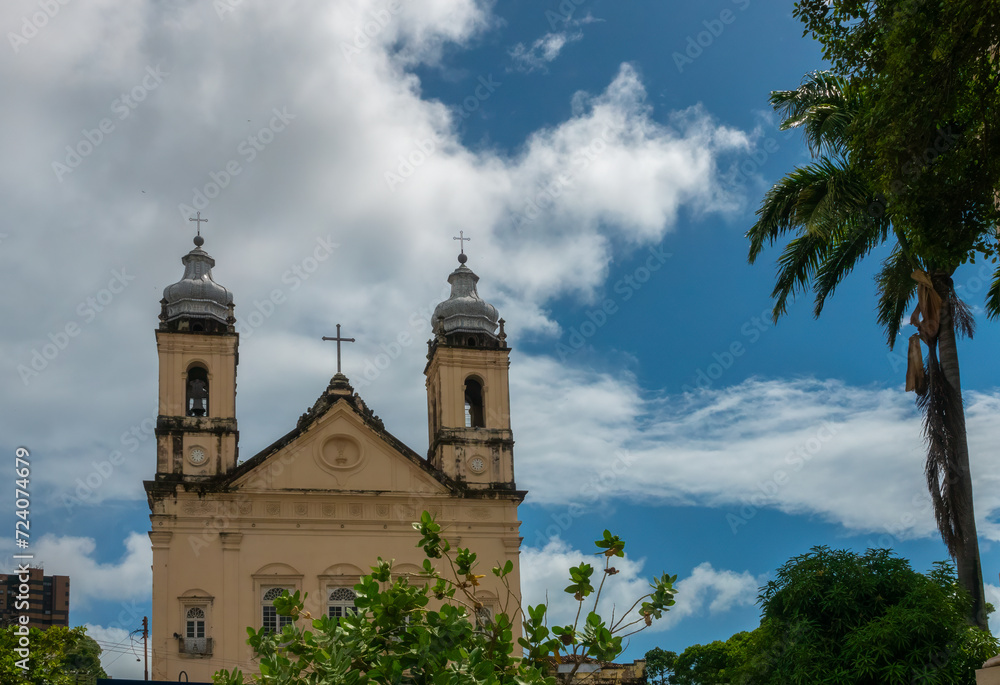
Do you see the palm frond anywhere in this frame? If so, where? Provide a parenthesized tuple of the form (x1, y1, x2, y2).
(949, 290, 975, 339)
(748, 160, 852, 262)
(917, 347, 969, 558)
(770, 231, 830, 321)
(812, 213, 890, 317)
(769, 71, 854, 158)
(875, 246, 917, 348)
(985, 262, 1000, 320)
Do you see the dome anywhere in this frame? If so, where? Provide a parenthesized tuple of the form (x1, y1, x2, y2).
(431, 259, 499, 345)
(160, 238, 234, 331)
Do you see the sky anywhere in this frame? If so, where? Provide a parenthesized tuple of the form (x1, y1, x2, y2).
(4, 0, 1000, 679)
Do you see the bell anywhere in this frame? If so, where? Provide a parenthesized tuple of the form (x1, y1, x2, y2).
(187, 378, 209, 417)
(189, 396, 207, 417)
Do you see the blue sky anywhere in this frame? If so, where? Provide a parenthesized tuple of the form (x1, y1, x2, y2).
(4, 0, 1000, 677)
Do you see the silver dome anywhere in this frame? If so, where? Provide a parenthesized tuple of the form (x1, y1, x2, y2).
(432, 263, 499, 341)
(161, 241, 234, 326)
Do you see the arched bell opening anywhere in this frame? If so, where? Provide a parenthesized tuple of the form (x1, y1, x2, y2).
(464, 377, 484, 428)
(186, 365, 210, 417)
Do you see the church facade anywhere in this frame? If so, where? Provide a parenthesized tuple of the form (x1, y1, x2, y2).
(144, 235, 524, 681)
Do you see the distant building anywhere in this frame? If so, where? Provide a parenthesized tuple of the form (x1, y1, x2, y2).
(0, 568, 70, 628)
(549, 656, 647, 685)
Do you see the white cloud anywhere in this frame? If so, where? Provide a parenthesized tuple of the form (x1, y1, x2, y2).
(509, 31, 583, 73)
(520, 538, 758, 633)
(0, 0, 751, 516)
(86, 623, 146, 681)
(513, 370, 1000, 544)
(987, 583, 1000, 635)
(20, 533, 152, 608)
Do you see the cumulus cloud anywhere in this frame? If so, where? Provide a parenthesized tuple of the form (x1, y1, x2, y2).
(0, 0, 751, 515)
(17, 533, 152, 608)
(520, 538, 759, 632)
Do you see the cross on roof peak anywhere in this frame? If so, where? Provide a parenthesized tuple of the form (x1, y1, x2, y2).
(322, 324, 356, 374)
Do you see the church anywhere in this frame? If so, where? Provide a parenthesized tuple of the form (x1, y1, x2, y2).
(144, 231, 525, 681)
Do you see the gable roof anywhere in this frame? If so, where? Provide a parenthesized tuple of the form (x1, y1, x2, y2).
(222, 373, 458, 491)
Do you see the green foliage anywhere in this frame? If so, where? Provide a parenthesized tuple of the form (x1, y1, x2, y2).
(792, 0, 1000, 300)
(0, 625, 108, 684)
(214, 514, 678, 685)
(643, 647, 676, 684)
(656, 548, 998, 685)
(748, 0, 999, 628)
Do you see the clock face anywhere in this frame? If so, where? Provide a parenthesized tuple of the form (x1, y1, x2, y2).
(469, 456, 486, 474)
(189, 447, 206, 465)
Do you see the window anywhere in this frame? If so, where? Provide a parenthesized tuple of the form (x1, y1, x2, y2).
(328, 588, 359, 622)
(464, 378, 484, 428)
(186, 366, 210, 417)
(186, 607, 205, 639)
(262, 587, 294, 633)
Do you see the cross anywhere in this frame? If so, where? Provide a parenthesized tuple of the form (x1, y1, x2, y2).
(453, 231, 470, 255)
(322, 324, 356, 374)
(189, 211, 208, 236)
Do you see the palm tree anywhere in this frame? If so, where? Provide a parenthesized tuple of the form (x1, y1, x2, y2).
(746, 71, 987, 629)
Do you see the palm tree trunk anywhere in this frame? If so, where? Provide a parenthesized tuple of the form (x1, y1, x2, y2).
(931, 275, 987, 629)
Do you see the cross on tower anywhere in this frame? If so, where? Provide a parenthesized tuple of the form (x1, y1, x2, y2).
(322, 324, 356, 374)
(189, 211, 208, 236)
(453, 231, 470, 255)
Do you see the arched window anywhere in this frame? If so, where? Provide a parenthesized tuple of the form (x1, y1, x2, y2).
(186, 365, 209, 417)
(464, 378, 484, 428)
(262, 587, 293, 633)
(328, 587, 359, 622)
(185, 607, 205, 640)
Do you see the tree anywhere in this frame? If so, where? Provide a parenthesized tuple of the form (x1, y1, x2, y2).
(0, 625, 108, 685)
(645, 634, 751, 685)
(746, 58, 994, 626)
(650, 548, 998, 684)
(643, 647, 676, 684)
(667, 639, 733, 685)
(214, 514, 678, 685)
(743, 547, 997, 683)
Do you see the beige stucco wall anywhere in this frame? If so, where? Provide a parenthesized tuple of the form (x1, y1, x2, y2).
(148, 403, 522, 682)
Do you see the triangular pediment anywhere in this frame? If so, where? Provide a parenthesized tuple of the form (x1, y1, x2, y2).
(226, 392, 451, 495)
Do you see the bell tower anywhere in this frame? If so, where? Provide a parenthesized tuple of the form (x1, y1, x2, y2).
(425, 244, 514, 489)
(154, 226, 238, 481)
